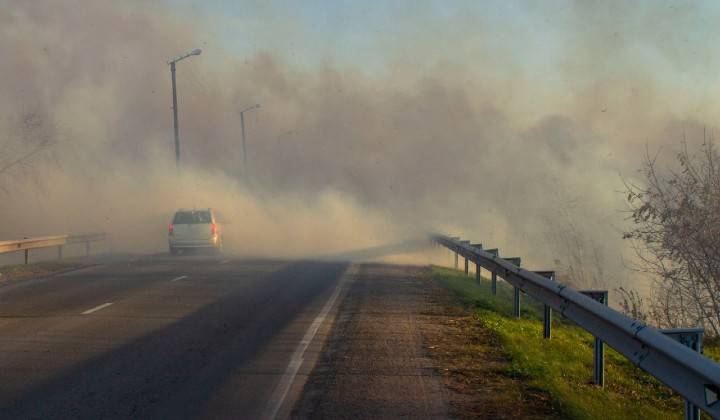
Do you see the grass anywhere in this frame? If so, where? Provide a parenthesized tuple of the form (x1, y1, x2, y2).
(431, 265, 719, 420)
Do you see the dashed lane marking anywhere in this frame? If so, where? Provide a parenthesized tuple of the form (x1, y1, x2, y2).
(81, 302, 113, 315)
(170, 275, 188, 282)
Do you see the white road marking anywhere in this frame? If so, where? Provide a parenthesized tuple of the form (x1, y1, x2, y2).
(81, 302, 113, 315)
(263, 269, 352, 420)
(170, 275, 188, 282)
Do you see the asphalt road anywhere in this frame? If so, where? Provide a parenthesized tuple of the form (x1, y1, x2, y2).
(0, 254, 350, 419)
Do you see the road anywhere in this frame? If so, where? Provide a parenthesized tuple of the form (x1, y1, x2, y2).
(0, 255, 452, 419)
(0, 255, 352, 419)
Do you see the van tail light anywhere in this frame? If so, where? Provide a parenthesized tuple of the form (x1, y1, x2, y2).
(211, 223, 218, 236)
(168, 224, 174, 235)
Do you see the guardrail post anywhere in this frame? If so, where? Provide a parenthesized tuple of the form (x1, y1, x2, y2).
(535, 271, 556, 339)
(581, 290, 608, 387)
(504, 257, 522, 318)
(485, 248, 499, 294)
(594, 330, 604, 387)
(470, 243, 483, 285)
(58, 245, 63, 260)
(23, 237, 29, 264)
(544, 303, 552, 338)
(660, 328, 704, 420)
(461, 240, 471, 273)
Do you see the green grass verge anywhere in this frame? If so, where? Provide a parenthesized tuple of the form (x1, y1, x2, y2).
(432, 265, 719, 419)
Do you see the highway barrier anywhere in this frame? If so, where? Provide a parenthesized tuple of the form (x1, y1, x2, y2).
(0, 233, 106, 264)
(432, 233, 720, 420)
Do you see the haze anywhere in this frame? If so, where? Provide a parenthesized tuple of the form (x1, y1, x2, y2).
(2, 1, 718, 291)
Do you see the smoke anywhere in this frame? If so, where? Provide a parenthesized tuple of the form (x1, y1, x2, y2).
(1, 1, 717, 290)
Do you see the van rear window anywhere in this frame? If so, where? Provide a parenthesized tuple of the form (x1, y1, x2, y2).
(173, 211, 212, 224)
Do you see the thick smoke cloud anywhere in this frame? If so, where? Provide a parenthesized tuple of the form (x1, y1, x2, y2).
(1, 1, 716, 290)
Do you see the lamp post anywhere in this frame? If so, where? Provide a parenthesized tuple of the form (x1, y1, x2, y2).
(239, 103, 260, 179)
(167, 48, 201, 168)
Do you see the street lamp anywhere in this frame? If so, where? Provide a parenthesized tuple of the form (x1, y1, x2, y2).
(239, 103, 260, 178)
(167, 48, 202, 168)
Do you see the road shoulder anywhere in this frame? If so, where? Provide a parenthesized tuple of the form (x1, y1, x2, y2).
(292, 263, 452, 419)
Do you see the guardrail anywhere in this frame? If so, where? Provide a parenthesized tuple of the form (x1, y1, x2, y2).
(0, 233, 106, 264)
(432, 233, 720, 419)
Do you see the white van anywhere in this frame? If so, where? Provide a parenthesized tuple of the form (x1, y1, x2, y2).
(168, 209, 223, 255)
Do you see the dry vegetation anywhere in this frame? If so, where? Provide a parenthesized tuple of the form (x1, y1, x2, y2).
(623, 139, 720, 335)
(0, 261, 83, 283)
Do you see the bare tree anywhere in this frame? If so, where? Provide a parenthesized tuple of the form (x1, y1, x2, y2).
(615, 286, 648, 323)
(0, 110, 55, 190)
(623, 136, 720, 335)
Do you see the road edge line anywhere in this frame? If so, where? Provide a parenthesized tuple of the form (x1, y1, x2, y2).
(263, 264, 356, 420)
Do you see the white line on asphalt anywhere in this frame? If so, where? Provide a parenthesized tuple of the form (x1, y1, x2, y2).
(263, 269, 352, 420)
(170, 275, 188, 282)
(81, 302, 113, 315)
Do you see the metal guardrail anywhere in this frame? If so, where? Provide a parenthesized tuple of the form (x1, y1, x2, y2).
(0, 236, 67, 254)
(0, 233, 106, 264)
(432, 233, 720, 419)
